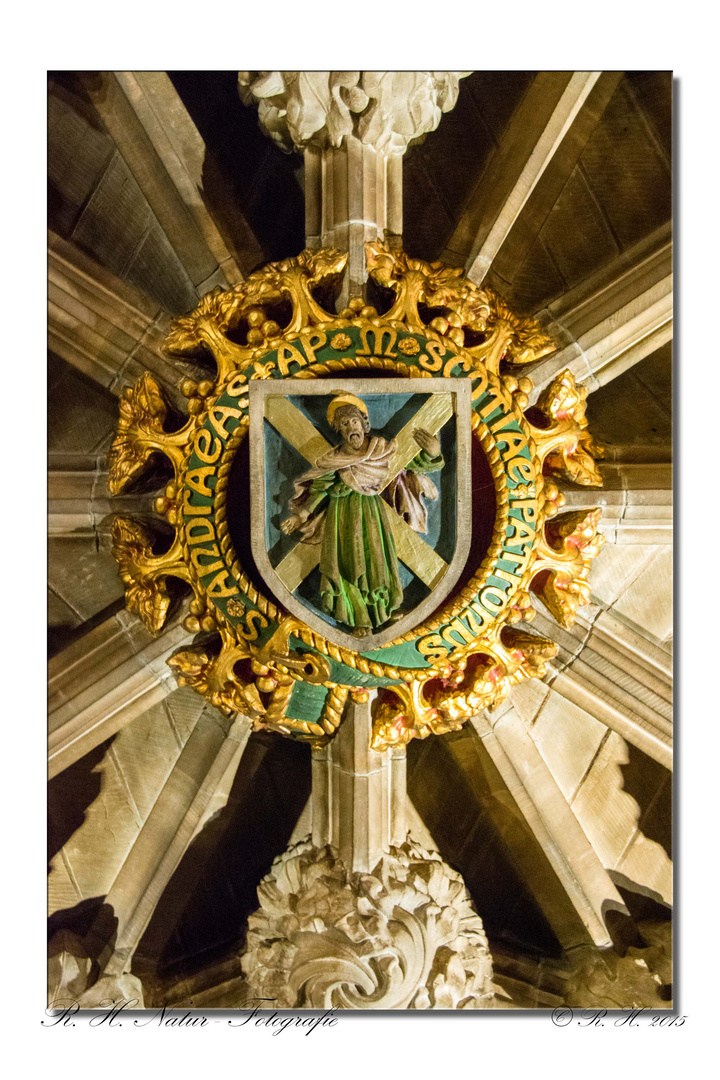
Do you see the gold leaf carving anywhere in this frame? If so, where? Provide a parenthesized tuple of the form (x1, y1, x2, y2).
(163, 250, 347, 382)
(163, 288, 249, 380)
(531, 369, 604, 487)
(531, 508, 606, 627)
(108, 374, 169, 496)
(500, 626, 558, 680)
(104, 246, 605, 749)
(366, 242, 555, 376)
(366, 241, 491, 337)
(371, 657, 502, 752)
(168, 643, 266, 717)
(476, 292, 555, 374)
(168, 625, 341, 745)
(111, 517, 171, 633)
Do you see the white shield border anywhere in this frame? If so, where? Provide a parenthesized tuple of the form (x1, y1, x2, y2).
(248, 377, 472, 651)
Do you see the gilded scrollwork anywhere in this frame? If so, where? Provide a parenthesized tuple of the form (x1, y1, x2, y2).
(108, 373, 190, 496)
(108, 243, 604, 748)
(167, 617, 345, 743)
(530, 507, 606, 627)
(531, 370, 604, 487)
(366, 241, 491, 336)
(163, 249, 349, 381)
(370, 624, 558, 752)
(365, 241, 555, 375)
(111, 516, 189, 634)
(477, 293, 556, 373)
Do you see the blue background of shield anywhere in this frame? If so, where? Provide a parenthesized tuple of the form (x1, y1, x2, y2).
(258, 391, 458, 630)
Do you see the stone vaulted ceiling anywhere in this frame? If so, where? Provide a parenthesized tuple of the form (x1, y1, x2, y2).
(48, 70, 672, 1008)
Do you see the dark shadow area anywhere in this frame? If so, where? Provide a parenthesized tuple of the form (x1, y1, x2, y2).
(47, 597, 125, 661)
(403, 72, 535, 261)
(601, 900, 644, 954)
(48, 621, 82, 659)
(168, 72, 305, 270)
(133, 730, 311, 982)
(48, 898, 117, 962)
(407, 732, 563, 958)
(48, 737, 114, 866)
(586, 342, 673, 453)
(615, 879, 672, 924)
(620, 742, 672, 860)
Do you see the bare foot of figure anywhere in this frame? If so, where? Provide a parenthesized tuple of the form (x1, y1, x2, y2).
(353, 627, 373, 638)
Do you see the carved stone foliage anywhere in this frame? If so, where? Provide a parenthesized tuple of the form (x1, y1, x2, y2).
(237, 71, 470, 154)
(241, 838, 495, 1010)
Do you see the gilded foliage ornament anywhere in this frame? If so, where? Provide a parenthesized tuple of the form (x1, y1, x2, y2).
(108, 242, 604, 749)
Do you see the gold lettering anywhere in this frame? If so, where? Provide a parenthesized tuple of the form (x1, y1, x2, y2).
(513, 499, 539, 522)
(185, 519, 216, 545)
(469, 602, 492, 629)
(191, 545, 224, 576)
(277, 344, 307, 375)
(419, 340, 444, 372)
(208, 406, 242, 440)
(417, 634, 449, 663)
(443, 355, 467, 378)
(205, 570, 239, 598)
(194, 429, 222, 464)
(497, 430, 529, 460)
(507, 457, 534, 484)
(441, 617, 475, 647)
(471, 370, 489, 399)
(299, 331, 327, 365)
(499, 549, 525, 572)
(183, 492, 212, 515)
(506, 518, 535, 547)
(357, 326, 397, 358)
(226, 372, 248, 397)
(464, 605, 487, 635)
(187, 467, 216, 497)
(480, 586, 508, 611)
(239, 609, 269, 641)
(475, 390, 505, 420)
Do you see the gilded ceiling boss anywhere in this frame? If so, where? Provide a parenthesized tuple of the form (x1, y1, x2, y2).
(281, 393, 444, 635)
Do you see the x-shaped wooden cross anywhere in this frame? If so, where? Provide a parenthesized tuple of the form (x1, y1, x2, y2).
(265, 394, 454, 594)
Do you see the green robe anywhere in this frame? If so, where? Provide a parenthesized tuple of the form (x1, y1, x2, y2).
(297, 447, 444, 631)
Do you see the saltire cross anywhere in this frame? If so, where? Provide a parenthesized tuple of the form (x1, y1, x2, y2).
(265, 394, 454, 595)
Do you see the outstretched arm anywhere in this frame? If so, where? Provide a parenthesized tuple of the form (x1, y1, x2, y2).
(408, 428, 444, 474)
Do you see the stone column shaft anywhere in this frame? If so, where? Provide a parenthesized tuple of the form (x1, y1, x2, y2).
(305, 140, 402, 306)
(311, 694, 407, 873)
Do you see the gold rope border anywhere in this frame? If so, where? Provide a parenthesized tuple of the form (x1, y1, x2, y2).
(189, 331, 545, 681)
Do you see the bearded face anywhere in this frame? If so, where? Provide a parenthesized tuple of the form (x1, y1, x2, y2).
(334, 405, 369, 450)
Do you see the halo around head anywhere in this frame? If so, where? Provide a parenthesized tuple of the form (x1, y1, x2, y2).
(327, 392, 369, 425)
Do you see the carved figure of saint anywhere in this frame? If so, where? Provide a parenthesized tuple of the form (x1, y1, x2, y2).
(280, 393, 444, 635)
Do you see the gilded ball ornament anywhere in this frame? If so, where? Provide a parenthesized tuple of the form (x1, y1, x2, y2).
(108, 243, 605, 750)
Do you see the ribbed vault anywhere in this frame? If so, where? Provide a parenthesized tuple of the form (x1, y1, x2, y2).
(47, 70, 672, 1008)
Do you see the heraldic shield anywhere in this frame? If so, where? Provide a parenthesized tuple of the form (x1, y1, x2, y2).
(249, 378, 472, 650)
